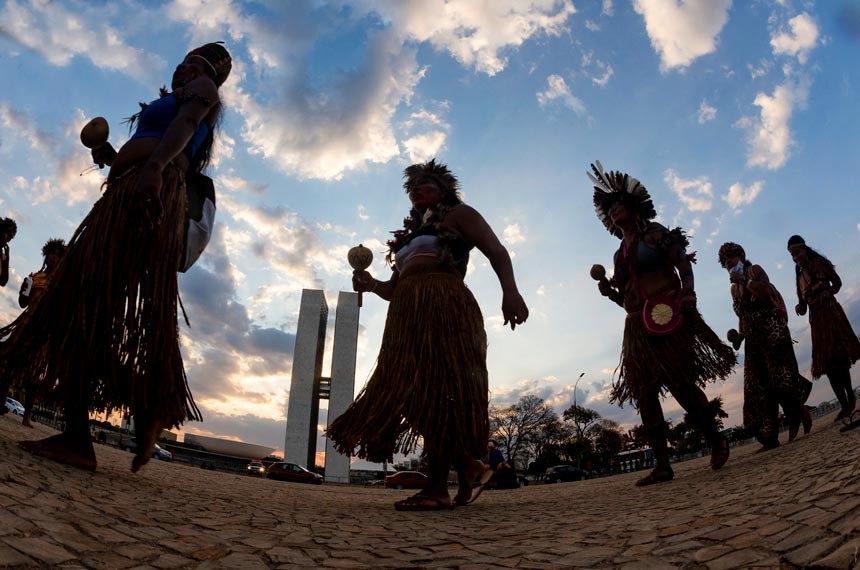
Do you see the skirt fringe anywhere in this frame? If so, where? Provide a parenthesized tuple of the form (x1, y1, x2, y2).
(326, 265, 489, 463)
(615, 309, 737, 407)
(0, 165, 199, 428)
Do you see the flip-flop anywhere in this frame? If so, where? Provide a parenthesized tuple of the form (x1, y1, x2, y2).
(394, 494, 454, 511)
(465, 467, 494, 505)
(839, 411, 860, 433)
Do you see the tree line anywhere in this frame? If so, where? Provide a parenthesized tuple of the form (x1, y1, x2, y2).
(490, 395, 752, 475)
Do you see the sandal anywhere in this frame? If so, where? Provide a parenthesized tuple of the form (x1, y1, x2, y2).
(635, 467, 674, 487)
(394, 494, 454, 511)
(839, 410, 860, 433)
(710, 435, 730, 470)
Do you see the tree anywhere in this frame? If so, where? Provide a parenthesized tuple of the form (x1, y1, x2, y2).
(489, 395, 557, 470)
(591, 419, 624, 467)
(563, 404, 602, 440)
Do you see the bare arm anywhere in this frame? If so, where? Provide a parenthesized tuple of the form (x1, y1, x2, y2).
(0, 245, 8, 287)
(135, 77, 219, 228)
(446, 205, 528, 329)
(746, 264, 772, 299)
(819, 260, 842, 296)
(18, 279, 28, 308)
(353, 269, 399, 302)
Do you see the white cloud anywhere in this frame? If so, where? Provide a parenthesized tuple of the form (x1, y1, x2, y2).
(633, 0, 733, 72)
(357, 204, 370, 221)
(359, 0, 577, 76)
(748, 58, 773, 79)
(591, 62, 614, 87)
(724, 181, 764, 209)
(537, 75, 586, 115)
(0, 0, 165, 84)
(602, 0, 614, 16)
(585, 20, 601, 32)
(503, 223, 527, 245)
(698, 99, 717, 124)
(166, 0, 575, 181)
(771, 13, 819, 64)
(402, 130, 447, 163)
(741, 76, 810, 170)
(664, 169, 713, 212)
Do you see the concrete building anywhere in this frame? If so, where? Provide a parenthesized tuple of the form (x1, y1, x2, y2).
(284, 290, 359, 483)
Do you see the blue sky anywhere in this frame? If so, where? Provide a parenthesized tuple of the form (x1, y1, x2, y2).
(1, 0, 859, 465)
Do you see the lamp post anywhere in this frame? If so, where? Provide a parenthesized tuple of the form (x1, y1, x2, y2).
(573, 372, 585, 469)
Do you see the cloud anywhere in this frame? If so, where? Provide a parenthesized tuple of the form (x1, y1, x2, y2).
(0, 0, 165, 85)
(664, 169, 713, 212)
(632, 0, 732, 72)
(748, 58, 772, 80)
(0, 104, 100, 206)
(402, 131, 447, 163)
(740, 76, 810, 170)
(502, 223, 527, 246)
(771, 13, 819, 64)
(724, 181, 763, 210)
(602, 0, 614, 16)
(591, 62, 614, 87)
(697, 99, 717, 124)
(359, 0, 577, 76)
(585, 20, 601, 32)
(537, 75, 586, 115)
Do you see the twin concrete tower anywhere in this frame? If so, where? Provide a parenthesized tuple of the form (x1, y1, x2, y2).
(284, 290, 359, 483)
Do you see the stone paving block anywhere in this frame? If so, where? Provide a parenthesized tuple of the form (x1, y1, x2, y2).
(783, 536, 844, 567)
(705, 548, 766, 570)
(5, 536, 76, 565)
(151, 553, 195, 569)
(809, 540, 860, 569)
(0, 544, 34, 566)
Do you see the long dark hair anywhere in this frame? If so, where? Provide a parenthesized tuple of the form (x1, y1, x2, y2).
(189, 104, 223, 175)
(793, 244, 835, 304)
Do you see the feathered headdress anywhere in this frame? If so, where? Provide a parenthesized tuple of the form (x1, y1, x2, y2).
(403, 158, 461, 204)
(0, 217, 17, 239)
(588, 161, 656, 238)
(41, 238, 66, 258)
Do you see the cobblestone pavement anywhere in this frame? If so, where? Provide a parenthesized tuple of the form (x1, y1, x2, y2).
(0, 414, 858, 570)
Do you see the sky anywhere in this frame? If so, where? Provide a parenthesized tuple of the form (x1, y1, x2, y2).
(1, 0, 859, 467)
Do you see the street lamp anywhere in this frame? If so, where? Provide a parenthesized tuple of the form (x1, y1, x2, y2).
(573, 372, 585, 469)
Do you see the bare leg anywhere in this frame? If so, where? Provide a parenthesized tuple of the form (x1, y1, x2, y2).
(827, 364, 851, 420)
(669, 382, 731, 468)
(20, 398, 96, 471)
(21, 392, 34, 428)
(635, 387, 673, 486)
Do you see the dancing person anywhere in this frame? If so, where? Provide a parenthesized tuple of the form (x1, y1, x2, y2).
(788, 235, 860, 422)
(0, 43, 231, 472)
(12, 238, 68, 427)
(588, 162, 735, 486)
(718, 243, 812, 450)
(327, 159, 529, 510)
(0, 217, 17, 287)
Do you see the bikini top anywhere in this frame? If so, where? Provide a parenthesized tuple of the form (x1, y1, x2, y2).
(393, 226, 472, 274)
(129, 94, 210, 159)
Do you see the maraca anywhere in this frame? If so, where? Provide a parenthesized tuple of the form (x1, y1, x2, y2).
(590, 264, 609, 287)
(348, 244, 373, 307)
(79, 117, 110, 176)
(727, 329, 744, 350)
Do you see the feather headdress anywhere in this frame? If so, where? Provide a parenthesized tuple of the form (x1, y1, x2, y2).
(41, 238, 66, 258)
(588, 161, 656, 238)
(403, 158, 461, 204)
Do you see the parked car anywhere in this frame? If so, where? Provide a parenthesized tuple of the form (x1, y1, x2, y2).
(265, 462, 323, 485)
(543, 465, 588, 484)
(118, 437, 173, 461)
(364, 479, 384, 487)
(4, 397, 24, 416)
(247, 461, 266, 476)
(384, 471, 428, 490)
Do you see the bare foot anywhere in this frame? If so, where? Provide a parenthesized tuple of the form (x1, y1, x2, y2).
(453, 460, 492, 506)
(19, 433, 96, 471)
(130, 410, 166, 473)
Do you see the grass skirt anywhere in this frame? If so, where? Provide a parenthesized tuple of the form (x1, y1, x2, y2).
(326, 265, 489, 463)
(809, 296, 860, 378)
(615, 309, 737, 407)
(0, 165, 199, 429)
